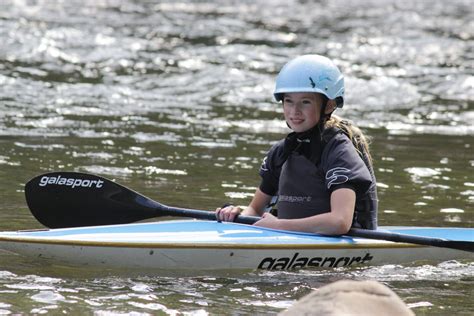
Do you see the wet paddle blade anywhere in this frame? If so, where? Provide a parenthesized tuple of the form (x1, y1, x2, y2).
(25, 172, 162, 228)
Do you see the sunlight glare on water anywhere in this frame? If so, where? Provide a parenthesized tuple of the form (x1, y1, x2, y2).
(0, 0, 473, 314)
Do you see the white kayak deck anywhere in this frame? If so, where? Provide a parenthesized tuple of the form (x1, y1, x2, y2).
(0, 220, 472, 270)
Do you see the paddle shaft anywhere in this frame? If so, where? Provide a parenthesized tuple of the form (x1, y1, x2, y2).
(159, 204, 260, 225)
(347, 228, 473, 252)
(160, 205, 474, 252)
(24, 172, 474, 253)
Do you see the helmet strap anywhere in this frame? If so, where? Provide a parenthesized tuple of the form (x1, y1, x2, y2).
(319, 95, 331, 124)
(317, 96, 338, 140)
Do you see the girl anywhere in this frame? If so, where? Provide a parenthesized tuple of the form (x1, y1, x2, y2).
(216, 54, 378, 235)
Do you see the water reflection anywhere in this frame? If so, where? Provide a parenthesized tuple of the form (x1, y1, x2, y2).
(0, 0, 472, 225)
(0, 0, 473, 314)
(1, 1, 473, 138)
(0, 258, 472, 314)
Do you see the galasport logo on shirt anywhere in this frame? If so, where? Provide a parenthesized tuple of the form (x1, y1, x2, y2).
(38, 175, 104, 189)
(279, 195, 312, 203)
(326, 167, 351, 189)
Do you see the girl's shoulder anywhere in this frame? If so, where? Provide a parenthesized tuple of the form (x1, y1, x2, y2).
(322, 127, 352, 151)
(264, 138, 287, 165)
(321, 128, 361, 164)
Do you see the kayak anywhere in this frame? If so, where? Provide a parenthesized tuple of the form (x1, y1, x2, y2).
(0, 220, 472, 270)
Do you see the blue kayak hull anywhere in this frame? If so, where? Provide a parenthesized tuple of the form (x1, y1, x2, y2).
(0, 220, 472, 270)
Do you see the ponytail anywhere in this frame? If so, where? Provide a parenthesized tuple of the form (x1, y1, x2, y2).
(325, 115, 374, 166)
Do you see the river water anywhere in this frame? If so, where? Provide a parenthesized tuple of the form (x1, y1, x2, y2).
(0, 0, 473, 314)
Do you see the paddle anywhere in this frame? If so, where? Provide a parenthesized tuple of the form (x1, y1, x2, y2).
(25, 171, 261, 228)
(25, 172, 473, 253)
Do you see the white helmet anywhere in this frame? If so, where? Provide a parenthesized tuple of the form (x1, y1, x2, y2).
(274, 54, 345, 108)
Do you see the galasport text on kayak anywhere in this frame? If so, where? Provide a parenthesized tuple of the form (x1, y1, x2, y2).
(258, 252, 374, 270)
(38, 175, 104, 189)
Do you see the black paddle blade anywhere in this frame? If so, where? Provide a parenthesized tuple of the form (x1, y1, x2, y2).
(25, 172, 163, 228)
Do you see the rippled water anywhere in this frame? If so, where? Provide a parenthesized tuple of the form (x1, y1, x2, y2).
(0, 256, 473, 315)
(0, 0, 473, 314)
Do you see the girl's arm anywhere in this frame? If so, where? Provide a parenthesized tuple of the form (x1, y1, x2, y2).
(216, 188, 272, 222)
(254, 188, 355, 235)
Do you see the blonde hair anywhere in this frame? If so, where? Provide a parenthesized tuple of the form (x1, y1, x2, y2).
(325, 115, 373, 165)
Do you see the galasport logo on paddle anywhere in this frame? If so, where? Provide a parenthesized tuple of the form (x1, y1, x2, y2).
(258, 252, 373, 270)
(38, 175, 104, 189)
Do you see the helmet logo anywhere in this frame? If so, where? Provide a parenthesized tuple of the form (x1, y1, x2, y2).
(309, 75, 332, 89)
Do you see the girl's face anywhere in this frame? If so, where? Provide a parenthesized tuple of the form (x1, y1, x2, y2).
(283, 92, 324, 133)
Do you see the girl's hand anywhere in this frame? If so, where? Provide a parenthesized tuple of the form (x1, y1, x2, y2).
(253, 212, 281, 229)
(215, 205, 242, 222)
